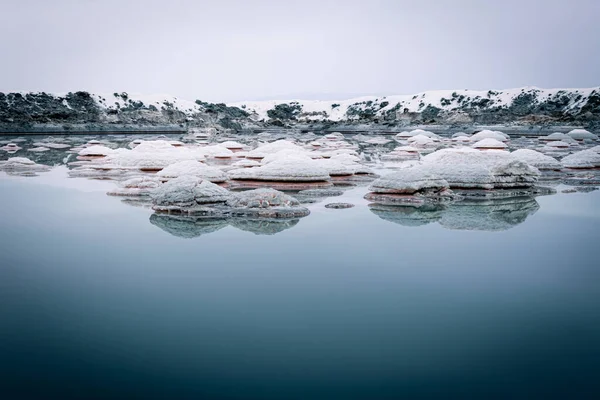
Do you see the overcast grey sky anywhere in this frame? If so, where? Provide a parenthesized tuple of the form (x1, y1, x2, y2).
(0, 0, 598, 102)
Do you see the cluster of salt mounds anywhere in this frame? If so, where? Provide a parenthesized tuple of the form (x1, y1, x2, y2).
(100, 140, 205, 171)
(156, 160, 228, 183)
(510, 149, 562, 171)
(421, 148, 540, 189)
(0, 157, 50, 175)
(561, 150, 600, 169)
(150, 176, 310, 219)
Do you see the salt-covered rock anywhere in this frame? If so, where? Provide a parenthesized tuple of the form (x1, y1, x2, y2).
(246, 140, 304, 159)
(472, 138, 508, 150)
(200, 145, 235, 159)
(422, 148, 539, 189)
(28, 147, 50, 152)
(561, 150, 600, 169)
(151, 176, 231, 211)
(1, 143, 22, 151)
(0, 157, 49, 173)
(79, 145, 114, 157)
(219, 141, 245, 150)
(544, 141, 570, 149)
(407, 135, 436, 147)
(452, 132, 469, 138)
(540, 132, 570, 141)
(511, 149, 561, 170)
(567, 129, 598, 141)
(107, 176, 161, 196)
(470, 130, 509, 142)
(229, 158, 330, 182)
(368, 166, 449, 194)
(156, 160, 228, 183)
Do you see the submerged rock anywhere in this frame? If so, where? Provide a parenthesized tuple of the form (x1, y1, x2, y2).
(324, 202, 355, 209)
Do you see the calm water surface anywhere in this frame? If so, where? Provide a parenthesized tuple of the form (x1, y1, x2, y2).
(1, 171, 599, 399)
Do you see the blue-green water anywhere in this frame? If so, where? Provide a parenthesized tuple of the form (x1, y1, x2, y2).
(1, 176, 599, 399)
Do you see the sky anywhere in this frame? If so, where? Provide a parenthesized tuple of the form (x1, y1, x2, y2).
(0, 0, 599, 102)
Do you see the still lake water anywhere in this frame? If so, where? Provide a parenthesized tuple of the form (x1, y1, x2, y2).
(1, 171, 600, 399)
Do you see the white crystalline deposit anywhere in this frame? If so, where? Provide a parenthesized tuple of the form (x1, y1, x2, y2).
(589, 145, 600, 154)
(219, 141, 245, 150)
(231, 159, 261, 168)
(511, 149, 562, 170)
(567, 129, 598, 141)
(227, 188, 301, 208)
(246, 140, 304, 159)
(407, 134, 436, 147)
(28, 147, 50, 152)
(100, 140, 205, 170)
(381, 146, 420, 162)
(260, 149, 313, 164)
(472, 138, 508, 149)
(422, 148, 539, 189)
(156, 160, 228, 182)
(1, 143, 21, 151)
(151, 176, 231, 208)
(79, 145, 114, 156)
(452, 136, 471, 143)
(107, 176, 161, 196)
(313, 158, 360, 176)
(330, 153, 362, 164)
(324, 132, 345, 141)
(561, 149, 600, 169)
(544, 141, 571, 149)
(0, 157, 49, 172)
(452, 132, 469, 138)
(540, 132, 570, 141)
(199, 145, 235, 158)
(33, 142, 70, 149)
(229, 157, 330, 182)
(368, 165, 449, 194)
(470, 130, 509, 142)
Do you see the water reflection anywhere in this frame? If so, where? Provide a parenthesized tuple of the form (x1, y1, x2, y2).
(149, 213, 300, 237)
(369, 196, 540, 231)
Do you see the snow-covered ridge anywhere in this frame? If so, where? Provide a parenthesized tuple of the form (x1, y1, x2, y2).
(229, 86, 599, 123)
(1, 86, 599, 131)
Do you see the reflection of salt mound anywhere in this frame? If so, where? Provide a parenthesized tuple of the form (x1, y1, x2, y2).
(149, 214, 228, 238)
(439, 197, 540, 231)
(229, 218, 300, 235)
(369, 204, 445, 227)
(370, 197, 540, 231)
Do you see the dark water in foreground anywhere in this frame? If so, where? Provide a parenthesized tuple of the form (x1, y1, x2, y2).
(1, 177, 599, 399)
